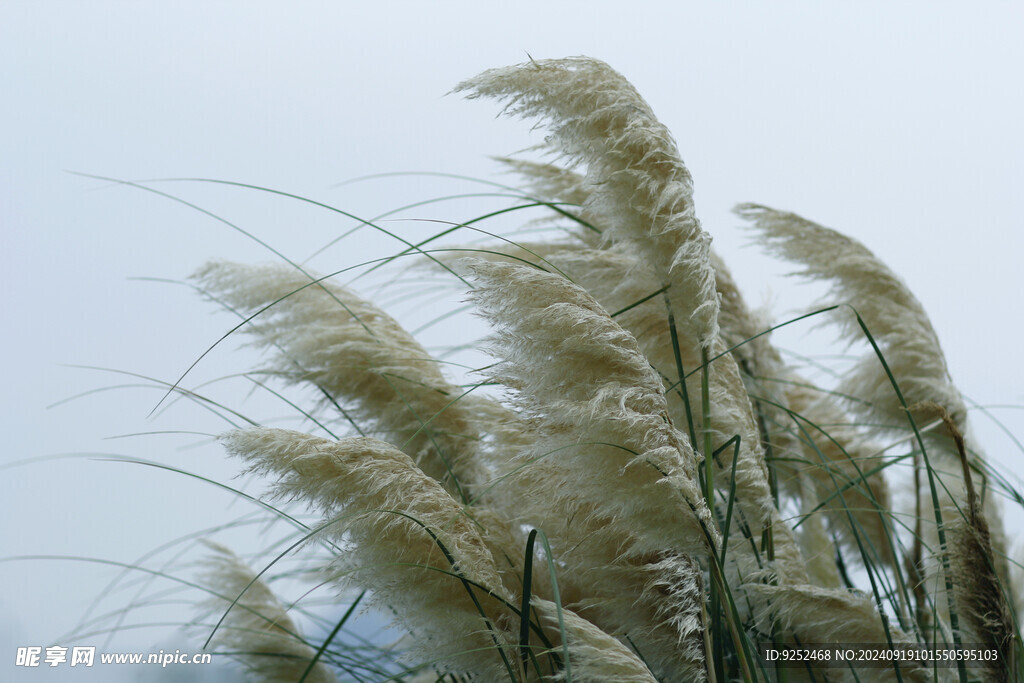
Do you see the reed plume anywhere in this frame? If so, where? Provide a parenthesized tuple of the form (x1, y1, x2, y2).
(198, 542, 337, 683)
(741, 204, 1014, 657)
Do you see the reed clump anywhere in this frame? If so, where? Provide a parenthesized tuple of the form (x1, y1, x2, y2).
(97, 57, 1023, 682)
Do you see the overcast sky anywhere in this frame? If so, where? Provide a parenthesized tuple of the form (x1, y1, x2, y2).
(3, 3, 1023, 681)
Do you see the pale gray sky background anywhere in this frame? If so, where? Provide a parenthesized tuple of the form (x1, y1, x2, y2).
(3, 2, 1023, 681)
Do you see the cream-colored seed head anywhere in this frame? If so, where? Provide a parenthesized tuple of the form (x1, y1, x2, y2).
(198, 542, 337, 683)
(220, 428, 520, 679)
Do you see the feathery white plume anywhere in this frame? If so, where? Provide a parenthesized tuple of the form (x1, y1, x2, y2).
(220, 428, 521, 679)
(466, 258, 711, 554)
(532, 599, 660, 683)
(739, 203, 966, 440)
(457, 57, 720, 347)
(198, 541, 336, 683)
(466, 258, 712, 679)
(193, 260, 488, 499)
